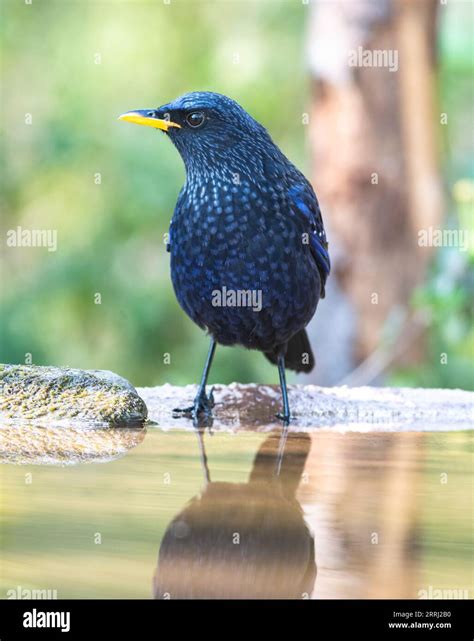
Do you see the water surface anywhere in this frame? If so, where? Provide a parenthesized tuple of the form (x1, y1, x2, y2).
(1, 425, 472, 599)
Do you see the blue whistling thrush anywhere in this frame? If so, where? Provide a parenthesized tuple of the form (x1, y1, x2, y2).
(119, 92, 330, 423)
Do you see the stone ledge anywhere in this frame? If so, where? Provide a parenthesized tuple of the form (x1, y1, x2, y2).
(139, 383, 473, 431)
(0, 363, 471, 433)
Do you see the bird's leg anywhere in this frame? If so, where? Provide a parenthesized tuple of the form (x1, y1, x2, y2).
(173, 338, 216, 420)
(276, 353, 291, 424)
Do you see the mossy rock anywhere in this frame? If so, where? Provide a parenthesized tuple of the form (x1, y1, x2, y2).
(0, 364, 147, 426)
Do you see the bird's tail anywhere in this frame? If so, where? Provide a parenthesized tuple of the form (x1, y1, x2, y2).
(264, 329, 315, 373)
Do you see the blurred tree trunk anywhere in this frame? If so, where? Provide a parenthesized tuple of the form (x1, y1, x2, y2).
(305, 0, 443, 385)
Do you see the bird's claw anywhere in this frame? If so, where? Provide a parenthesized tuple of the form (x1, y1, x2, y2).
(173, 387, 215, 427)
(207, 386, 215, 409)
(276, 412, 291, 425)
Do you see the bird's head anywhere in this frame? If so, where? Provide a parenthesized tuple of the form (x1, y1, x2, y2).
(119, 91, 277, 178)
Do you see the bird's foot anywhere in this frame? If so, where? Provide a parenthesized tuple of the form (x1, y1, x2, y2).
(276, 411, 292, 425)
(173, 387, 215, 424)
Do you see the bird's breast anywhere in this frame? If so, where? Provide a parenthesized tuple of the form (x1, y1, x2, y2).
(169, 179, 320, 348)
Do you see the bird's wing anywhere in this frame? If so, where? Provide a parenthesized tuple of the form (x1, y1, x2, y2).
(287, 182, 330, 297)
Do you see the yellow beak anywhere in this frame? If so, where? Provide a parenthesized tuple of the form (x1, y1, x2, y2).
(118, 110, 181, 131)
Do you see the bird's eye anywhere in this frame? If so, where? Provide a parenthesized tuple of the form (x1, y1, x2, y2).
(186, 111, 205, 128)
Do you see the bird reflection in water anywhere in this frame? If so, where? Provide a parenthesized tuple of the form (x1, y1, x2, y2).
(153, 429, 316, 599)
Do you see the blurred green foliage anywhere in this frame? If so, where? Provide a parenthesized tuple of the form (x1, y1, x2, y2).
(1, 1, 472, 389)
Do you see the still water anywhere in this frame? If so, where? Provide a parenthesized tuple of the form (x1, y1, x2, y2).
(1, 425, 472, 599)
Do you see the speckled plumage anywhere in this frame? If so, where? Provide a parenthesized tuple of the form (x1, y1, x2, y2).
(160, 93, 330, 360)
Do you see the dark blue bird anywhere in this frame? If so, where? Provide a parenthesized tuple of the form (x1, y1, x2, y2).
(119, 92, 330, 423)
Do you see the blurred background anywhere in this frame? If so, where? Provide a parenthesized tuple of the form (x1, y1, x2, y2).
(1, 0, 473, 389)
